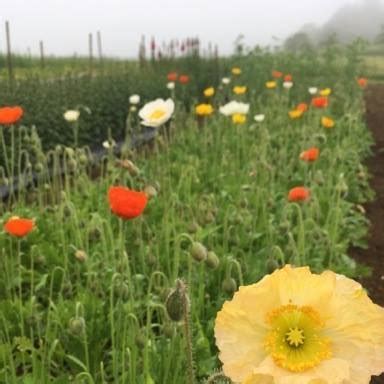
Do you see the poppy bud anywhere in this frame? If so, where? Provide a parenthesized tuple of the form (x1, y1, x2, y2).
(204, 211, 215, 224)
(135, 331, 147, 348)
(79, 154, 88, 166)
(144, 185, 157, 199)
(222, 277, 237, 295)
(34, 163, 44, 173)
(69, 317, 86, 335)
(67, 158, 77, 172)
(205, 251, 220, 269)
(187, 221, 200, 234)
(75, 249, 87, 263)
(190, 242, 208, 262)
(166, 279, 188, 322)
(113, 282, 129, 300)
(162, 323, 175, 338)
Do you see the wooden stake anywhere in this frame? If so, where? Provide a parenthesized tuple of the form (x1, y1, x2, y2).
(88, 33, 93, 72)
(5, 21, 14, 86)
(39, 40, 45, 69)
(97, 30, 103, 63)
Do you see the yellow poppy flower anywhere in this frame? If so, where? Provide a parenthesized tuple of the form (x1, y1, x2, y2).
(195, 103, 214, 116)
(233, 86, 247, 95)
(320, 88, 332, 96)
(321, 116, 335, 128)
(232, 113, 246, 124)
(231, 67, 242, 75)
(289, 109, 303, 119)
(204, 87, 215, 97)
(215, 265, 384, 384)
(266, 81, 277, 89)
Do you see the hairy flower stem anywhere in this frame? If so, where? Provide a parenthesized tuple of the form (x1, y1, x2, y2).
(206, 372, 231, 383)
(182, 286, 196, 384)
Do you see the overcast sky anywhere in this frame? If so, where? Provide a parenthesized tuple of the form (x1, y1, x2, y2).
(0, 0, 362, 58)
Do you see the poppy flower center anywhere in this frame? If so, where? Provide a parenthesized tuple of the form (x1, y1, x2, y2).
(149, 109, 166, 120)
(264, 304, 332, 372)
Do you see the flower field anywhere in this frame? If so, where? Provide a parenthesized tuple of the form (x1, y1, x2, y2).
(0, 46, 383, 384)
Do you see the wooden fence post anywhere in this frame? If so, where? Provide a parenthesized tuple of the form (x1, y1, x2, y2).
(5, 20, 14, 87)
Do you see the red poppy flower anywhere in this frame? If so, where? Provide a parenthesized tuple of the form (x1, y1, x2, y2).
(284, 74, 292, 82)
(357, 77, 367, 88)
(178, 75, 190, 84)
(311, 96, 328, 109)
(0, 106, 23, 125)
(4, 217, 34, 237)
(300, 147, 320, 162)
(296, 103, 308, 112)
(272, 70, 283, 79)
(288, 187, 310, 202)
(108, 186, 148, 219)
(167, 72, 178, 82)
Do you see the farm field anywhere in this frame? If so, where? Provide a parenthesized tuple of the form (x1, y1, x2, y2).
(0, 44, 384, 384)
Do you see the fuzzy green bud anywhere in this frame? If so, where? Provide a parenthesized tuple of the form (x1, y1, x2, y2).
(190, 242, 207, 262)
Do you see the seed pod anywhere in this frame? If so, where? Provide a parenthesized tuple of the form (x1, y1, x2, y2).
(166, 279, 188, 322)
(222, 277, 237, 295)
(205, 251, 220, 269)
(190, 242, 207, 262)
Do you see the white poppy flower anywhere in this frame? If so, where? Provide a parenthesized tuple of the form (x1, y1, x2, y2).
(222, 77, 231, 85)
(283, 81, 293, 89)
(63, 110, 80, 122)
(129, 94, 140, 105)
(308, 87, 318, 95)
(167, 82, 175, 90)
(139, 98, 175, 127)
(254, 114, 265, 122)
(219, 101, 249, 116)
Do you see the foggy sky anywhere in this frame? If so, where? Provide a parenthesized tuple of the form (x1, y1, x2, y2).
(0, 0, 367, 58)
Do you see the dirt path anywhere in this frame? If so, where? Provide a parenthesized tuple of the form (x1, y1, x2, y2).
(350, 84, 384, 384)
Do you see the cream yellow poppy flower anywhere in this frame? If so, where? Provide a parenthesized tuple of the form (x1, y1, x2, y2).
(232, 67, 242, 75)
(266, 81, 277, 89)
(320, 88, 332, 96)
(195, 103, 214, 116)
(232, 113, 246, 124)
(204, 87, 215, 97)
(215, 265, 384, 384)
(289, 109, 304, 119)
(138, 98, 174, 127)
(322, 116, 335, 128)
(233, 86, 247, 95)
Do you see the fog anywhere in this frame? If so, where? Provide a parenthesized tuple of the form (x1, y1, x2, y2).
(0, 0, 383, 58)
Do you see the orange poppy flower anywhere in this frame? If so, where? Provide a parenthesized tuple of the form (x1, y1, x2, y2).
(284, 74, 292, 82)
(178, 75, 190, 84)
(167, 72, 178, 82)
(288, 187, 310, 202)
(272, 70, 283, 79)
(357, 77, 367, 88)
(296, 103, 308, 112)
(4, 217, 34, 237)
(108, 186, 148, 219)
(0, 106, 23, 125)
(300, 147, 320, 162)
(311, 96, 328, 109)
